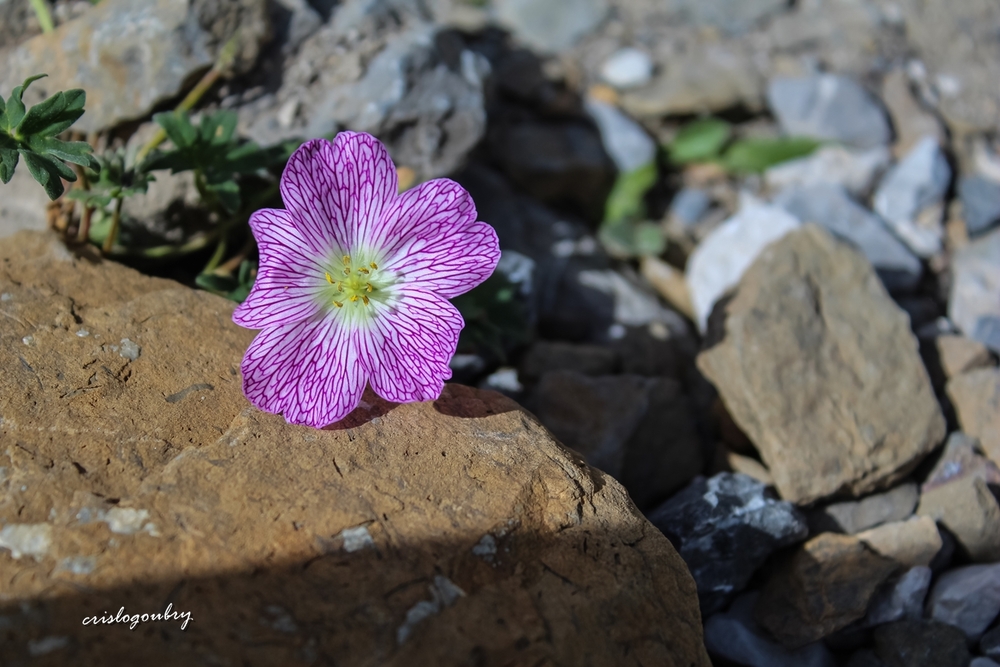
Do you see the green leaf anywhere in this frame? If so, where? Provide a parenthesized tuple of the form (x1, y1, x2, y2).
(5, 74, 47, 133)
(669, 117, 732, 164)
(195, 273, 238, 294)
(0, 148, 19, 184)
(200, 110, 238, 146)
(206, 179, 240, 214)
(26, 136, 96, 168)
(19, 88, 86, 136)
(237, 258, 254, 286)
(598, 220, 666, 259)
(604, 162, 658, 225)
(153, 111, 197, 149)
(721, 136, 821, 173)
(21, 149, 76, 199)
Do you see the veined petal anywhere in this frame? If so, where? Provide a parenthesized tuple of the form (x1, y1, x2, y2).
(241, 315, 367, 428)
(361, 291, 461, 403)
(329, 131, 398, 251)
(280, 138, 351, 254)
(234, 208, 324, 329)
(377, 179, 500, 298)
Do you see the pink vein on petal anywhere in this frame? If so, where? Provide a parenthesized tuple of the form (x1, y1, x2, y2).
(241, 315, 367, 427)
(279, 138, 350, 255)
(329, 131, 398, 251)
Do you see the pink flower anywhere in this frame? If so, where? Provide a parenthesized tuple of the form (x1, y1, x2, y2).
(233, 132, 500, 428)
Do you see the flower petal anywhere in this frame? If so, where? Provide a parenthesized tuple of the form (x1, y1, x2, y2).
(376, 179, 500, 298)
(279, 138, 351, 255)
(241, 315, 367, 427)
(330, 131, 398, 251)
(234, 208, 324, 329)
(361, 291, 461, 403)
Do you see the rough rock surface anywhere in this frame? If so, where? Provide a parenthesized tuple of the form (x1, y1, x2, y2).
(755, 533, 900, 648)
(873, 620, 973, 667)
(949, 226, 1000, 353)
(0, 0, 271, 133)
(697, 225, 946, 504)
(947, 368, 1000, 465)
(0, 231, 710, 667)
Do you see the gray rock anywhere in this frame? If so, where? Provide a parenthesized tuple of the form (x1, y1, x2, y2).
(518, 342, 618, 385)
(663, 0, 789, 35)
(873, 136, 952, 258)
(865, 566, 933, 627)
(271, 0, 322, 54)
(972, 658, 1000, 667)
(584, 98, 656, 174)
(880, 67, 946, 158)
(766, 145, 892, 198)
(873, 620, 972, 667)
(775, 183, 922, 293)
(809, 483, 919, 535)
(927, 563, 1000, 638)
(686, 198, 801, 332)
(0, 164, 49, 239)
(529, 372, 703, 509)
(697, 226, 946, 504)
(600, 47, 654, 89)
(493, 0, 608, 53)
(846, 649, 889, 667)
(960, 175, 1000, 237)
(0, 0, 270, 133)
(856, 516, 943, 569)
(981, 624, 1000, 660)
(950, 226, 1000, 353)
(704, 592, 836, 667)
(575, 268, 689, 332)
(647, 472, 808, 614)
(668, 188, 712, 229)
(918, 473, 1000, 563)
(767, 74, 892, 149)
(947, 368, 1000, 470)
(922, 432, 1000, 493)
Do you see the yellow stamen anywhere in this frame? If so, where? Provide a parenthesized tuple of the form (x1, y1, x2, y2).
(370, 261, 378, 269)
(366, 284, 373, 292)
(362, 295, 370, 306)
(337, 282, 343, 291)
(358, 267, 370, 274)
(342, 255, 351, 266)
(325, 272, 334, 284)
(349, 294, 359, 302)
(343, 267, 351, 275)
(333, 300, 344, 308)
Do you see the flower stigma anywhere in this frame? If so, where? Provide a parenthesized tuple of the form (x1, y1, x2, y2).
(321, 253, 391, 315)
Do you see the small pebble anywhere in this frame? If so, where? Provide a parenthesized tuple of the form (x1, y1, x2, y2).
(600, 47, 654, 89)
(75, 329, 89, 338)
(119, 338, 141, 361)
(0, 293, 12, 301)
(21, 336, 33, 346)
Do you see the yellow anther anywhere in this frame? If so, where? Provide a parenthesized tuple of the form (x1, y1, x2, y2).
(358, 267, 370, 274)
(337, 282, 343, 291)
(362, 295, 370, 306)
(342, 255, 351, 266)
(325, 272, 334, 284)
(370, 262, 378, 270)
(333, 300, 344, 308)
(343, 267, 351, 275)
(366, 284, 373, 292)
(349, 294, 359, 302)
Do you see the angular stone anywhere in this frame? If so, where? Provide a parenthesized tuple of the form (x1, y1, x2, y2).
(856, 516, 943, 569)
(0, 0, 270, 133)
(704, 592, 836, 667)
(765, 145, 892, 198)
(927, 562, 1000, 638)
(697, 226, 946, 504)
(922, 432, 1000, 492)
(767, 74, 891, 149)
(0, 163, 49, 239)
(755, 533, 900, 647)
(936, 335, 995, 378)
(493, 0, 608, 53)
(873, 620, 972, 667)
(600, 47, 654, 90)
(864, 566, 933, 627)
(982, 624, 1000, 660)
(648, 473, 808, 615)
(873, 137, 952, 258)
(950, 226, 1000, 353)
(0, 231, 711, 667)
(960, 175, 1000, 237)
(947, 368, 1000, 465)
(584, 97, 656, 174)
(918, 475, 1000, 562)
(775, 183, 921, 293)
(808, 483, 919, 535)
(528, 371, 703, 508)
(662, 0, 788, 35)
(518, 341, 618, 385)
(880, 68, 946, 158)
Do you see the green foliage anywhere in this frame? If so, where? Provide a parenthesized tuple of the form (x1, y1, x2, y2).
(720, 136, 821, 173)
(600, 161, 666, 259)
(453, 273, 531, 363)
(196, 260, 257, 303)
(668, 118, 732, 165)
(599, 220, 666, 259)
(604, 161, 658, 225)
(66, 147, 153, 209)
(0, 74, 96, 199)
(145, 110, 290, 215)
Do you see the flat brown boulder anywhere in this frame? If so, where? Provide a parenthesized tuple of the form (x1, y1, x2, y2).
(697, 225, 945, 504)
(0, 232, 709, 666)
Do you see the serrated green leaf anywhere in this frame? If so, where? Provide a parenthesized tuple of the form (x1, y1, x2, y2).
(19, 88, 87, 136)
(21, 149, 75, 199)
(26, 136, 96, 168)
(199, 110, 237, 146)
(5, 74, 47, 133)
(669, 118, 732, 164)
(0, 148, 19, 184)
(153, 111, 198, 149)
(721, 136, 821, 173)
(604, 161, 658, 225)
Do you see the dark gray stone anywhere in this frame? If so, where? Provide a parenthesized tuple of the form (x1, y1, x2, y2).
(518, 341, 618, 385)
(981, 624, 1000, 660)
(776, 183, 922, 293)
(927, 563, 1000, 639)
(767, 74, 891, 149)
(873, 620, 972, 667)
(960, 175, 1000, 237)
(647, 472, 808, 614)
(951, 226, 1000, 353)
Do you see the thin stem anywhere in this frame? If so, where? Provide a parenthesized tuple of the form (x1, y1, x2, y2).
(212, 235, 255, 275)
(77, 205, 94, 244)
(202, 236, 228, 274)
(102, 196, 123, 254)
(29, 0, 54, 34)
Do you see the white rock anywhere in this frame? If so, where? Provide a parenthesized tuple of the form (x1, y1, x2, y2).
(0, 523, 52, 560)
(340, 525, 375, 553)
(584, 98, 656, 173)
(873, 136, 951, 258)
(765, 145, 891, 197)
(600, 47, 654, 89)
(686, 198, 801, 332)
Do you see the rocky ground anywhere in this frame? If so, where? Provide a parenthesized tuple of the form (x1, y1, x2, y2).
(1, 0, 999, 665)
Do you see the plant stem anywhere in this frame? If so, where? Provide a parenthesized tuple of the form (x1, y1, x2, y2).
(202, 236, 228, 274)
(29, 0, 54, 34)
(212, 235, 255, 275)
(102, 196, 123, 254)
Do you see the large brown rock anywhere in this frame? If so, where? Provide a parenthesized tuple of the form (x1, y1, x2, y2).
(0, 231, 710, 666)
(697, 225, 946, 504)
(947, 367, 1000, 465)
